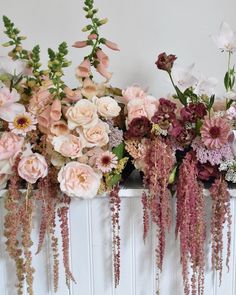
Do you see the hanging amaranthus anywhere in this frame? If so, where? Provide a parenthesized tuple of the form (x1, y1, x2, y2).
(109, 185, 121, 287)
(143, 137, 175, 272)
(176, 152, 206, 295)
(142, 191, 150, 242)
(209, 176, 231, 284)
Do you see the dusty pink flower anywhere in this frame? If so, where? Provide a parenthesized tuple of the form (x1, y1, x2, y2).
(58, 162, 101, 198)
(122, 86, 146, 103)
(104, 40, 120, 51)
(201, 117, 230, 149)
(96, 151, 118, 173)
(96, 63, 112, 81)
(88, 33, 98, 40)
(28, 88, 52, 115)
(0, 132, 24, 160)
(50, 120, 69, 136)
(8, 112, 37, 136)
(72, 40, 88, 48)
(0, 87, 25, 122)
(18, 153, 48, 183)
(52, 134, 83, 159)
(81, 78, 97, 99)
(76, 58, 91, 78)
(96, 49, 109, 67)
(63, 87, 81, 102)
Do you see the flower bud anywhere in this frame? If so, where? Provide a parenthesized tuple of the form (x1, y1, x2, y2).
(155, 52, 177, 72)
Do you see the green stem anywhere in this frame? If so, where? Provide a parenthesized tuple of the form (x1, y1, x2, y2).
(226, 51, 232, 109)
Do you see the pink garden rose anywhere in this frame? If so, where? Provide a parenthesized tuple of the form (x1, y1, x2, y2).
(66, 99, 98, 129)
(28, 88, 52, 115)
(52, 134, 83, 159)
(58, 162, 101, 198)
(0, 87, 25, 121)
(18, 153, 48, 184)
(0, 132, 24, 160)
(93, 96, 121, 119)
(78, 121, 110, 148)
(122, 86, 146, 103)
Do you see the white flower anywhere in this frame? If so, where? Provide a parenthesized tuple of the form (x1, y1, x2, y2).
(0, 56, 29, 76)
(172, 64, 198, 91)
(225, 89, 236, 100)
(194, 76, 218, 96)
(8, 112, 37, 136)
(212, 22, 236, 53)
(92, 96, 121, 119)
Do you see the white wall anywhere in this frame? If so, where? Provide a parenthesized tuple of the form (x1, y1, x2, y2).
(0, 0, 236, 98)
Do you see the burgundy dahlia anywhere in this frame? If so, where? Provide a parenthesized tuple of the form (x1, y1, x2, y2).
(155, 52, 177, 72)
(125, 116, 152, 139)
(180, 103, 207, 122)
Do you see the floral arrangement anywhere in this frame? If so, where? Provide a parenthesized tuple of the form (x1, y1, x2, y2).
(124, 22, 236, 295)
(1, 0, 236, 294)
(0, 0, 128, 293)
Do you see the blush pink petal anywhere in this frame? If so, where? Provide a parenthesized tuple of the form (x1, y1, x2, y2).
(105, 40, 120, 51)
(0, 103, 25, 122)
(50, 99, 62, 121)
(37, 107, 51, 129)
(96, 63, 112, 81)
(72, 41, 88, 48)
(88, 34, 98, 40)
(96, 49, 109, 68)
(76, 58, 91, 78)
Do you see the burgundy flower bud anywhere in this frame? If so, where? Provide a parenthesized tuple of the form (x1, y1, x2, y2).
(125, 116, 152, 139)
(159, 98, 176, 114)
(155, 52, 177, 72)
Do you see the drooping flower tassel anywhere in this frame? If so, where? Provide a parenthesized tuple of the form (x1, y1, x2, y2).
(142, 191, 150, 242)
(176, 152, 206, 295)
(209, 176, 231, 284)
(109, 185, 121, 288)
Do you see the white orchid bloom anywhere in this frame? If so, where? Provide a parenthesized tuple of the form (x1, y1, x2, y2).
(194, 76, 218, 97)
(225, 89, 236, 100)
(172, 63, 198, 91)
(212, 22, 236, 53)
(0, 56, 29, 77)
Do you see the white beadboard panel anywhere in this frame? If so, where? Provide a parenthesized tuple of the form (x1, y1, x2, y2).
(0, 191, 236, 295)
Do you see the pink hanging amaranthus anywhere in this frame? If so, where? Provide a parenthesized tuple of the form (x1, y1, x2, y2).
(143, 137, 175, 271)
(176, 152, 206, 295)
(209, 176, 231, 284)
(109, 185, 121, 287)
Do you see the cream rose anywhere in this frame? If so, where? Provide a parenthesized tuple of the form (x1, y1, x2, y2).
(0, 132, 24, 160)
(66, 99, 98, 130)
(52, 134, 83, 159)
(18, 153, 48, 184)
(79, 121, 109, 148)
(93, 96, 121, 118)
(58, 162, 101, 198)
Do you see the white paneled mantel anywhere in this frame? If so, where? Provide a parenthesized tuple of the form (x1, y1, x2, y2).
(0, 180, 236, 295)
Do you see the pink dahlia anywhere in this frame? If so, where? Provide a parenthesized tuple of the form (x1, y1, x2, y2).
(96, 151, 118, 173)
(201, 117, 230, 149)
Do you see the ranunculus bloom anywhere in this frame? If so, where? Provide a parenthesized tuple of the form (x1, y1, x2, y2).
(76, 58, 91, 78)
(0, 132, 24, 160)
(79, 121, 110, 148)
(201, 117, 230, 149)
(122, 86, 146, 103)
(96, 63, 112, 81)
(58, 162, 101, 198)
(93, 96, 121, 119)
(18, 153, 48, 184)
(180, 103, 207, 122)
(96, 49, 109, 67)
(155, 52, 177, 72)
(104, 40, 120, 51)
(0, 87, 25, 121)
(28, 88, 52, 115)
(125, 116, 152, 139)
(72, 40, 88, 48)
(52, 134, 83, 159)
(66, 99, 98, 130)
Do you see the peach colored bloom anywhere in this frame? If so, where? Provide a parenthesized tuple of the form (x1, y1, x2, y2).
(79, 121, 110, 148)
(76, 58, 91, 78)
(93, 96, 121, 119)
(0, 87, 25, 122)
(18, 153, 48, 183)
(96, 63, 112, 81)
(72, 41, 88, 48)
(50, 99, 62, 121)
(28, 88, 52, 115)
(122, 86, 146, 103)
(81, 78, 97, 99)
(64, 87, 81, 102)
(0, 132, 24, 160)
(58, 162, 101, 198)
(201, 117, 230, 149)
(50, 120, 69, 136)
(66, 99, 98, 129)
(96, 49, 109, 67)
(52, 134, 83, 159)
(105, 40, 120, 51)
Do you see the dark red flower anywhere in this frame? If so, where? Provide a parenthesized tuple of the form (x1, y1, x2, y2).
(180, 103, 207, 122)
(159, 98, 176, 113)
(125, 116, 152, 139)
(197, 163, 219, 181)
(155, 52, 177, 72)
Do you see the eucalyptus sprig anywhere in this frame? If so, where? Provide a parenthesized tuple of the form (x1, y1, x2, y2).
(48, 42, 71, 99)
(2, 15, 28, 60)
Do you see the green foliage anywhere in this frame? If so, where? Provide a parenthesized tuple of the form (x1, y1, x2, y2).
(112, 142, 125, 160)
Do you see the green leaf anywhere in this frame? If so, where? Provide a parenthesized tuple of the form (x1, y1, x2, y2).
(195, 118, 203, 135)
(175, 85, 187, 106)
(224, 72, 230, 90)
(209, 94, 215, 109)
(107, 174, 121, 188)
(112, 142, 124, 160)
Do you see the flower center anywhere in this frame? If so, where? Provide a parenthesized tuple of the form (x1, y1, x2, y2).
(101, 156, 111, 166)
(14, 116, 31, 129)
(77, 173, 86, 183)
(209, 126, 220, 138)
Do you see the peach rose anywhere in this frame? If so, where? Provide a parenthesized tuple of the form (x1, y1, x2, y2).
(93, 96, 121, 118)
(58, 162, 101, 198)
(66, 99, 98, 129)
(79, 121, 109, 148)
(52, 134, 83, 159)
(0, 132, 24, 160)
(18, 153, 48, 183)
(122, 86, 146, 103)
